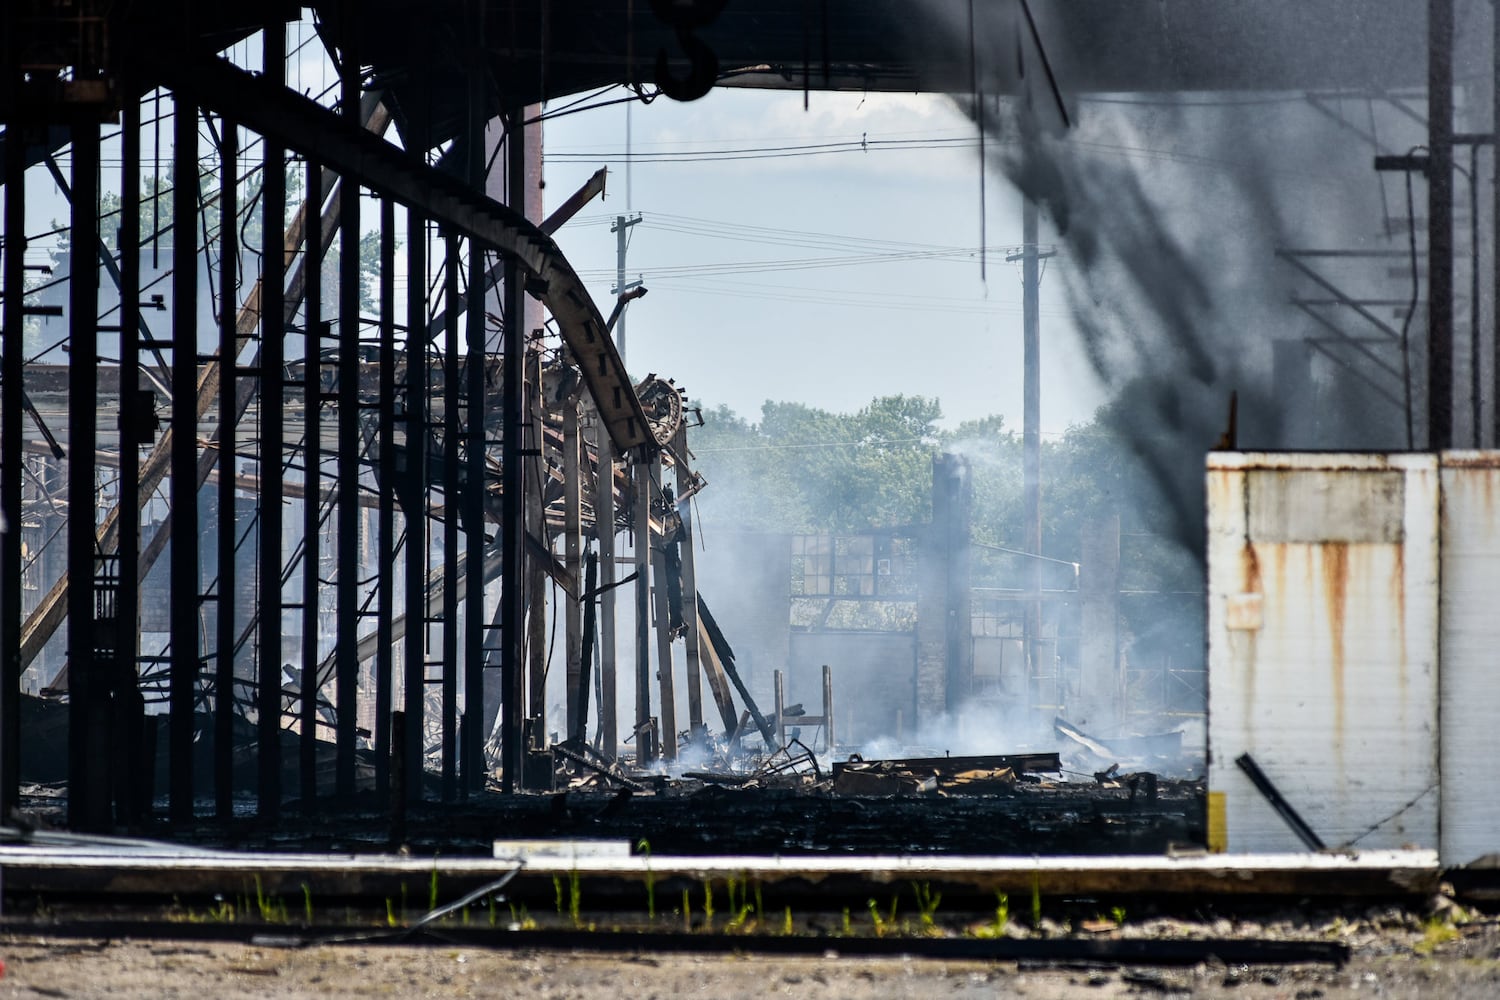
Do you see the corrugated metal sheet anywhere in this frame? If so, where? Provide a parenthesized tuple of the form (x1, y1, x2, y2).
(1437, 453, 1500, 866)
(1207, 453, 1440, 854)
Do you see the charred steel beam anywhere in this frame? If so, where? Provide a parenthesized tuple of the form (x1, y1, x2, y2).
(214, 116, 239, 820)
(15, 94, 396, 682)
(161, 55, 655, 456)
(2, 106, 26, 815)
(441, 230, 460, 802)
(168, 88, 199, 826)
(499, 109, 527, 793)
(257, 18, 286, 820)
(563, 393, 583, 742)
(116, 89, 146, 827)
(829, 752, 1062, 779)
(462, 11, 488, 796)
(402, 203, 427, 805)
(1235, 752, 1327, 852)
(335, 39, 361, 802)
(66, 122, 106, 832)
(420, 168, 608, 350)
(300, 155, 321, 808)
(375, 197, 396, 798)
(574, 551, 598, 744)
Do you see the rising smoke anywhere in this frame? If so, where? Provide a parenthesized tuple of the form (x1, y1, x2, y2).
(930, 0, 1462, 554)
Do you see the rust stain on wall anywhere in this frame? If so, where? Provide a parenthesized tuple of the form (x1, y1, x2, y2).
(1241, 543, 1261, 593)
(1323, 542, 1349, 743)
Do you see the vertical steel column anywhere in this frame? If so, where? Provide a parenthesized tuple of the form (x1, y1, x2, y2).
(257, 18, 287, 819)
(334, 46, 361, 801)
(375, 198, 395, 796)
(214, 118, 239, 819)
(169, 91, 200, 825)
(595, 431, 617, 755)
(499, 112, 527, 792)
(633, 457, 653, 764)
(67, 124, 105, 830)
(116, 92, 146, 825)
(402, 208, 427, 804)
(563, 390, 583, 740)
(462, 0, 488, 796)
(525, 360, 546, 738)
(0, 114, 23, 815)
(1429, 0, 1454, 448)
(300, 156, 321, 805)
(441, 231, 460, 801)
(462, 259, 486, 792)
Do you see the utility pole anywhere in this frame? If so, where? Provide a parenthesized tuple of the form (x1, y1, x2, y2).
(611, 213, 642, 363)
(1428, 0, 1454, 449)
(1007, 198, 1054, 715)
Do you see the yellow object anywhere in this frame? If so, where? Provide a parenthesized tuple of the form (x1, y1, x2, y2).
(1207, 791, 1228, 853)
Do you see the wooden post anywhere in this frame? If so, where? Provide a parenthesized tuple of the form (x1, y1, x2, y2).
(652, 459, 678, 760)
(633, 456, 653, 764)
(773, 669, 786, 748)
(822, 663, 835, 751)
(673, 427, 704, 736)
(595, 423, 618, 756)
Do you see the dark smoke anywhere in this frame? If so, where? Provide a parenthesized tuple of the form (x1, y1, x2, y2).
(932, 0, 1462, 553)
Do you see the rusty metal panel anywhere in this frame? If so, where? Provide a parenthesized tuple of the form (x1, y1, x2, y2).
(1438, 453, 1500, 866)
(1207, 453, 1439, 854)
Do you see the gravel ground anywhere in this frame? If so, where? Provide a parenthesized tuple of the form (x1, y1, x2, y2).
(2, 903, 1498, 999)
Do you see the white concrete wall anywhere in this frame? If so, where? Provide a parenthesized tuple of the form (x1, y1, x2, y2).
(1206, 453, 1440, 854)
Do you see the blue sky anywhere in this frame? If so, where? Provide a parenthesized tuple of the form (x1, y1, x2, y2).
(540, 87, 1101, 436)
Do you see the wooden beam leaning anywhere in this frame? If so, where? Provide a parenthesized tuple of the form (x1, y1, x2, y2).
(673, 426, 705, 734)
